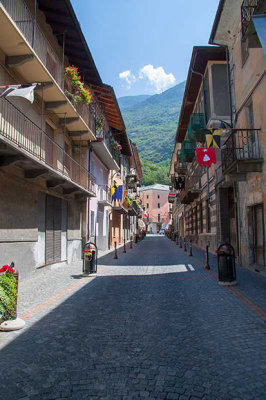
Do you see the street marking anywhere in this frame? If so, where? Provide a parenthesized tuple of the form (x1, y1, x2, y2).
(187, 264, 195, 271)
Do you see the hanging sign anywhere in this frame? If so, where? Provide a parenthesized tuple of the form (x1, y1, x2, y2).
(196, 148, 217, 168)
(206, 129, 221, 148)
(168, 192, 176, 203)
(174, 176, 185, 191)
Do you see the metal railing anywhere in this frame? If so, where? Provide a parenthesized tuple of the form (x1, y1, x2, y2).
(221, 129, 261, 172)
(180, 174, 201, 203)
(1, 0, 63, 87)
(241, 0, 260, 36)
(0, 98, 96, 193)
(98, 185, 111, 204)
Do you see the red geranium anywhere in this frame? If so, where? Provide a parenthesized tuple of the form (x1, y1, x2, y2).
(0, 265, 16, 274)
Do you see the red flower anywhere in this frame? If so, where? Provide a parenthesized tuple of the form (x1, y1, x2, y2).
(0, 265, 16, 274)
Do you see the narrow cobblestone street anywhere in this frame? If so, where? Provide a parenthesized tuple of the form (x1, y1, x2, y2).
(0, 235, 265, 400)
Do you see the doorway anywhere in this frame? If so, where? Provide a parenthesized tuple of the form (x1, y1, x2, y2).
(248, 204, 265, 266)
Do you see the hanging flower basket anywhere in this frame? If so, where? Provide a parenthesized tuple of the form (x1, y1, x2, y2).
(65, 65, 92, 105)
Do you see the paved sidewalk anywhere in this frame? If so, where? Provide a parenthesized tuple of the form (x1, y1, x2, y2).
(0, 235, 265, 400)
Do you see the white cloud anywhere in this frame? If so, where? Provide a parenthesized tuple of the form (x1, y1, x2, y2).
(139, 64, 176, 93)
(119, 70, 136, 88)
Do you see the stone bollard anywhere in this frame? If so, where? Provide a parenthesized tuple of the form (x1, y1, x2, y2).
(184, 237, 187, 252)
(114, 242, 118, 259)
(205, 244, 210, 270)
(123, 237, 126, 253)
(189, 239, 193, 256)
(130, 236, 133, 249)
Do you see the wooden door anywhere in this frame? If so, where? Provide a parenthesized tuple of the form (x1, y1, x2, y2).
(254, 204, 265, 266)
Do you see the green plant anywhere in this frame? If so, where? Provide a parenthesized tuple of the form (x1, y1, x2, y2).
(65, 66, 92, 105)
(124, 195, 132, 207)
(0, 272, 17, 321)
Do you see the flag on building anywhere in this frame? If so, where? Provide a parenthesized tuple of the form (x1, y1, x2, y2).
(206, 129, 221, 148)
(112, 185, 123, 201)
(0, 83, 37, 103)
(196, 148, 217, 168)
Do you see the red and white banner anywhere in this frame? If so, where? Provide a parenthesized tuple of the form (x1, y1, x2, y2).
(196, 148, 217, 168)
(168, 192, 176, 203)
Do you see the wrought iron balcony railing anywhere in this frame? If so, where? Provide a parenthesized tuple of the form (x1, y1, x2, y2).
(1, 0, 63, 88)
(221, 129, 261, 172)
(241, 0, 260, 36)
(0, 98, 96, 194)
(98, 185, 112, 204)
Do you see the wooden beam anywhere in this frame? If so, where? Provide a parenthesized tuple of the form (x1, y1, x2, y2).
(59, 117, 79, 125)
(45, 101, 67, 110)
(6, 55, 34, 67)
(68, 131, 88, 137)
(47, 179, 65, 188)
(25, 169, 47, 179)
(0, 155, 24, 167)
(63, 187, 80, 194)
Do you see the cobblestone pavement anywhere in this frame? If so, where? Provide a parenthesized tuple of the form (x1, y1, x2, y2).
(0, 235, 265, 400)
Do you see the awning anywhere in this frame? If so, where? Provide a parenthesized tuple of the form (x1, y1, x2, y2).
(252, 15, 266, 54)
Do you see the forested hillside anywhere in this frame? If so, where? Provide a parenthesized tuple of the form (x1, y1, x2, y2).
(118, 81, 185, 185)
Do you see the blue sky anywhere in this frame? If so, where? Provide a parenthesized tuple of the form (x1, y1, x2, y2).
(71, 0, 220, 98)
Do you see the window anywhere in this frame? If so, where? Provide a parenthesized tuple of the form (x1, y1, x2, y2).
(146, 203, 149, 209)
(158, 195, 160, 199)
(90, 210, 95, 237)
(158, 203, 160, 209)
(158, 214, 161, 222)
(147, 195, 149, 199)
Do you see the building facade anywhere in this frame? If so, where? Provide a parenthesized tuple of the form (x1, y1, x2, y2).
(170, 0, 265, 271)
(209, 0, 266, 268)
(0, 0, 142, 279)
(140, 184, 170, 233)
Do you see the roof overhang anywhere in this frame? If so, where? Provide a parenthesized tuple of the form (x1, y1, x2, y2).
(209, 0, 242, 45)
(91, 141, 120, 172)
(37, 0, 102, 86)
(91, 84, 132, 157)
(175, 46, 226, 143)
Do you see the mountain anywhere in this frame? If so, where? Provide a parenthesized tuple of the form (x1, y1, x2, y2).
(118, 82, 185, 185)
(119, 81, 185, 164)
(118, 95, 151, 111)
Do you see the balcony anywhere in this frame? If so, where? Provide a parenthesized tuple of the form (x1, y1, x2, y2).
(174, 161, 188, 175)
(180, 140, 196, 162)
(1, 0, 63, 87)
(241, 0, 266, 47)
(180, 175, 201, 204)
(98, 185, 112, 206)
(0, 0, 95, 140)
(0, 97, 96, 196)
(221, 129, 263, 179)
(187, 113, 206, 143)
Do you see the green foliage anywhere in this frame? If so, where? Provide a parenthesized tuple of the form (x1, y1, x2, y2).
(118, 95, 151, 111)
(0, 272, 17, 320)
(119, 82, 185, 185)
(141, 159, 170, 186)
